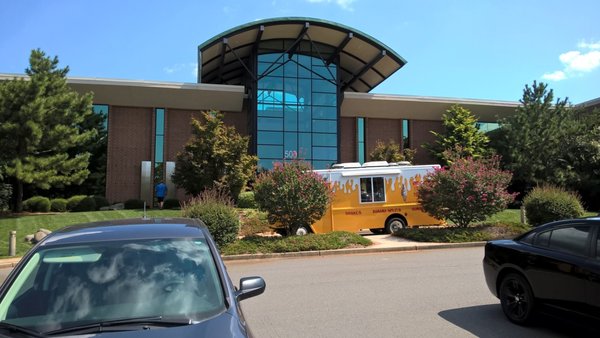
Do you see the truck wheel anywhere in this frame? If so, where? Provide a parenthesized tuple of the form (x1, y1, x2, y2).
(385, 217, 406, 234)
(295, 227, 309, 236)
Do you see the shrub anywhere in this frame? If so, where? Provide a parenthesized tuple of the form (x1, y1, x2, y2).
(124, 199, 146, 209)
(163, 198, 181, 209)
(92, 196, 109, 210)
(237, 191, 257, 209)
(67, 195, 87, 211)
(50, 198, 68, 212)
(369, 139, 416, 163)
(0, 184, 12, 211)
(239, 209, 271, 237)
(73, 196, 96, 212)
(523, 185, 584, 226)
(254, 161, 333, 235)
(181, 188, 239, 247)
(418, 156, 515, 228)
(22, 196, 51, 212)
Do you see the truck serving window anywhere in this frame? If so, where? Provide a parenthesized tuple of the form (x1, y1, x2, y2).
(360, 177, 385, 203)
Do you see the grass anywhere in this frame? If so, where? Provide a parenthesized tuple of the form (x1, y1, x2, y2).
(221, 231, 372, 255)
(0, 209, 181, 257)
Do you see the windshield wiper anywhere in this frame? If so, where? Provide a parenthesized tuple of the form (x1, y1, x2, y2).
(45, 316, 190, 335)
(0, 322, 46, 337)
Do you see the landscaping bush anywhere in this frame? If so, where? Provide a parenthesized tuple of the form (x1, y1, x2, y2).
(124, 199, 146, 209)
(23, 196, 51, 212)
(239, 209, 271, 237)
(73, 196, 96, 212)
(0, 184, 12, 211)
(181, 188, 239, 247)
(418, 155, 515, 228)
(92, 196, 109, 210)
(254, 161, 333, 235)
(163, 198, 181, 209)
(523, 185, 585, 226)
(67, 195, 87, 211)
(237, 191, 257, 209)
(50, 198, 68, 212)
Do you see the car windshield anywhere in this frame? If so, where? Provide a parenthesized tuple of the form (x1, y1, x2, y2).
(0, 238, 226, 333)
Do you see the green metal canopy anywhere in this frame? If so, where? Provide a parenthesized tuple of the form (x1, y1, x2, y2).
(198, 17, 407, 93)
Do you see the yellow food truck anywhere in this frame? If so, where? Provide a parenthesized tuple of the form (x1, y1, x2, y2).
(300, 161, 444, 235)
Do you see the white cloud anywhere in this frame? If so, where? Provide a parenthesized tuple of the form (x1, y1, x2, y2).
(541, 40, 600, 81)
(541, 70, 566, 81)
(306, 0, 356, 11)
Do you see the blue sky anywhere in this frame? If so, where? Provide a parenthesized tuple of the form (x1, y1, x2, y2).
(1, 0, 598, 103)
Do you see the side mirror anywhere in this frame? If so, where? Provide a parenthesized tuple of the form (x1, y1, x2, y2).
(236, 276, 266, 301)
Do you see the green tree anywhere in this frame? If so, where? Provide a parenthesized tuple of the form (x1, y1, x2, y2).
(0, 49, 96, 211)
(423, 104, 490, 166)
(172, 111, 257, 199)
(254, 161, 333, 235)
(369, 139, 416, 163)
(417, 155, 514, 228)
(490, 81, 583, 191)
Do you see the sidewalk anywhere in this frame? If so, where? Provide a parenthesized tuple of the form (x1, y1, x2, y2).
(0, 235, 487, 266)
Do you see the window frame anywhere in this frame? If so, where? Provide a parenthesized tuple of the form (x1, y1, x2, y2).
(359, 176, 386, 204)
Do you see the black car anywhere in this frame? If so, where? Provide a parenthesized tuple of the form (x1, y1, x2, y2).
(483, 217, 600, 325)
(0, 218, 266, 337)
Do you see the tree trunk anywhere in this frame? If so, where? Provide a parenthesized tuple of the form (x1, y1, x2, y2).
(14, 179, 23, 213)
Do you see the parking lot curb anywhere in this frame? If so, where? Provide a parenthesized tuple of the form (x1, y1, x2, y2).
(221, 241, 487, 261)
(0, 242, 487, 266)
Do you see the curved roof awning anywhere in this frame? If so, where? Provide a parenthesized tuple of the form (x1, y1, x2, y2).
(198, 17, 407, 93)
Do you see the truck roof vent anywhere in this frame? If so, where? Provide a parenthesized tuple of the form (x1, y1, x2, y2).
(331, 162, 362, 169)
(362, 161, 390, 168)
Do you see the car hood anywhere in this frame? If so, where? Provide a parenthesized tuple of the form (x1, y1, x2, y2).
(53, 311, 247, 338)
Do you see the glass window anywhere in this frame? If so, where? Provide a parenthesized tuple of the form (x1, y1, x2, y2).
(257, 52, 338, 168)
(312, 93, 336, 106)
(402, 119, 410, 149)
(312, 146, 337, 160)
(313, 120, 336, 133)
(257, 117, 283, 131)
(548, 225, 591, 256)
(535, 230, 551, 247)
(357, 118, 365, 164)
(313, 133, 336, 147)
(312, 106, 336, 120)
(360, 177, 386, 203)
(93, 105, 109, 130)
(258, 131, 283, 145)
(154, 108, 165, 168)
(258, 145, 283, 159)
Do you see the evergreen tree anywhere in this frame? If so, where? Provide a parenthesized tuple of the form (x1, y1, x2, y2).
(0, 49, 96, 211)
(172, 111, 257, 199)
(492, 81, 577, 190)
(423, 104, 489, 166)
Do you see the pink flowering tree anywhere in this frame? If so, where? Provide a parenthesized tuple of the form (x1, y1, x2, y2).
(254, 161, 333, 235)
(417, 155, 515, 228)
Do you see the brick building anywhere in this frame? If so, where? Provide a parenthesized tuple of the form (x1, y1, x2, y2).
(2, 17, 531, 204)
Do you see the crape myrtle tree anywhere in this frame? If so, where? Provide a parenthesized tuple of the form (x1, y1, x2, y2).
(172, 111, 257, 199)
(254, 161, 333, 235)
(0, 49, 96, 212)
(423, 104, 490, 166)
(417, 152, 515, 228)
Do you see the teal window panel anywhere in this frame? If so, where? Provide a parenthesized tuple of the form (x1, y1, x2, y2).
(313, 65, 336, 80)
(312, 79, 336, 93)
(298, 109, 312, 132)
(312, 120, 337, 133)
(258, 159, 277, 170)
(284, 60, 298, 77)
(257, 117, 283, 131)
(312, 92, 337, 106)
(155, 135, 164, 163)
(312, 106, 337, 119)
(299, 133, 312, 159)
(312, 133, 337, 147)
(284, 107, 298, 131)
(258, 76, 284, 91)
(312, 160, 334, 169)
(259, 53, 285, 63)
(257, 104, 284, 117)
(258, 145, 283, 159)
(313, 146, 337, 160)
(155, 108, 165, 135)
(258, 131, 283, 145)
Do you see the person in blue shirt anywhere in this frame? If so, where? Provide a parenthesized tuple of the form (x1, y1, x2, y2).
(155, 181, 168, 209)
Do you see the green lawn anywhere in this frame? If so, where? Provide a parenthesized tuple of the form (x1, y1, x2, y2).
(0, 209, 181, 257)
